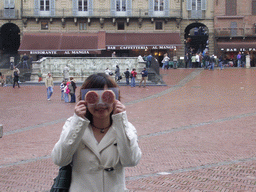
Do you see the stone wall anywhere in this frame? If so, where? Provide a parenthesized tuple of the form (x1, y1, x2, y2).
(30, 57, 146, 82)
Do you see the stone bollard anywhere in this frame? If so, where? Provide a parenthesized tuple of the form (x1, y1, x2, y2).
(0, 124, 3, 138)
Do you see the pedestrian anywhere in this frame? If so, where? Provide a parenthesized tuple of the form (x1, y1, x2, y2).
(139, 67, 148, 88)
(114, 65, 120, 82)
(22, 53, 29, 69)
(185, 53, 190, 68)
(162, 53, 170, 70)
(60, 80, 65, 101)
(51, 73, 141, 192)
(209, 55, 215, 70)
(69, 77, 77, 103)
(112, 51, 116, 57)
(64, 81, 70, 103)
(218, 55, 224, 70)
(45, 72, 54, 101)
(237, 51, 242, 67)
(204, 52, 210, 69)
(130, 68, 137, 87)
(38, 72, 42, 82)
(241, 52, 246, 67)
(124, 68, 130, 85)
(0, 74, 5, 87)
(191, 54, 196, 68)
(13, 66, 20, 88)
(63, 64, 70, 81)
(195, 53, 200, 68)
(146, 53, 153, 68)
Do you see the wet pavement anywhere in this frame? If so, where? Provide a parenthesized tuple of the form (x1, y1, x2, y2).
(1, 68, 256, 191)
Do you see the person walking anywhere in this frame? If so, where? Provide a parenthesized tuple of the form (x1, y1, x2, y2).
(162, 53, 170, 70)
(204, 52, 210, 69)
(115, 65, 120, 82)
(124, 68, 130, 85)
(209, 55, 215, 70)
(237, 51, 242, 67)
(51, 73, 141, 192)
(64, 81, 70, 103)
(13, 66, 20, 88)
(45, 72, 54, 101)
(139, 67, 148, 88)
(130, 68, 137, 87)
(69, 77, 77, 103)
(60, 80, 65, 101)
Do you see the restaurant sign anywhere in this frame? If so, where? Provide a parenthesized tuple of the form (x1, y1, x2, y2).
(221, 48, 256, 52)
(107, 45, 177, 50)
(29, 50, 91, 55)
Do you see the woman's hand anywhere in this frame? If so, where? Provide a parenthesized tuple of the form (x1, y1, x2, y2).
(75, 100, 87, 118)
(113, 100, 126, 114)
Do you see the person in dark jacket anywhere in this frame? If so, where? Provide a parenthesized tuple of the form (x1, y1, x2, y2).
(69, 77, 77, 103)
(204, 52, 210, 69)
(123, 68, 130, 85)
(139, 67, 148, 88)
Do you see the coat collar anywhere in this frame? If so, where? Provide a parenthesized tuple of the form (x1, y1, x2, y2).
(81, 126, 116, 161)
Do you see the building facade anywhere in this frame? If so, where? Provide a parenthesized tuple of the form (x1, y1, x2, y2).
(214, 0, 256, 67)
(0, 0, 214, 68)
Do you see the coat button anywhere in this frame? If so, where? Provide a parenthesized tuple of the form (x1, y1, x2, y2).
(78, 122, 83, 126)
(104, 167, 114, 172)
(72, 134, 77, 138)
(68, 139, 73, 144)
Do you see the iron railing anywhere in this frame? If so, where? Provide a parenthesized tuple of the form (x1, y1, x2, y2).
(22, 8, 181, 18)
(215, 28, 256, 37)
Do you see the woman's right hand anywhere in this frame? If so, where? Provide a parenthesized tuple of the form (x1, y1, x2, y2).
(75, 100, 87, 118)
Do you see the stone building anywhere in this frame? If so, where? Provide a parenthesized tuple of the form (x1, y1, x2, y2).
(0, 0, 214, 68)
(214, 0, 256, 67)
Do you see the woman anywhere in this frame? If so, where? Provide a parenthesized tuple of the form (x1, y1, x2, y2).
(162, 53, 170, 70)
(130, 68, 137, 87)
(51, 73, 141, 192)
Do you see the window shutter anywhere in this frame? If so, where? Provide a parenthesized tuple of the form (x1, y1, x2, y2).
(72, 0, 78, 16)
(4, 0, 9, 8)
(202, 0, 207, 10)
(50, 0, 55, 16)
(187, 0, 192, 10)
(252, 0, 256, 15)
(9, 0, 15, 8)
(164, 0, 169, 17)
(34, 0, 39, 16)
(88, 0, 93, 16)
(110, 0, 116, 16)
(127, 0, 132, 16)
(148, 0, 153, 16)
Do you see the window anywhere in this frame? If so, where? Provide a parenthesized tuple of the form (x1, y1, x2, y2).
(155, 21, 163, 30)
(192, 0, 201, 10)
(78, 0, 88, 11)
(41, 21, 49, 30)
(117, 22, 125, 30)
(154, 0, 164, 11)
(116, 0, 126, 11)
(226, 0, 236, 15)
(253, 0, 256, 15)
(79, 22, 87, 30)
(40, 0, 50, 11)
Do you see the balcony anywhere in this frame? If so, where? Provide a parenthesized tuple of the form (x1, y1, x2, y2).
(22, 8, 181, 18)
(0, 9, 19, 19)
(215, 28, 256, 38)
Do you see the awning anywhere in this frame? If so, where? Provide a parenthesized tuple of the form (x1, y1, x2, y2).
(217, 41, 256, 52)
(19, 32, 106, 55)
(106, 33, 182, 50)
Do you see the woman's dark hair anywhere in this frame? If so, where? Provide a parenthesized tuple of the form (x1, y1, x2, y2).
(78, 73, 120, 122)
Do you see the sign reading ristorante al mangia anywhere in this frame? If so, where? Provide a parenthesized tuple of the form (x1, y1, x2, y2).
(29, 50, 90, 55)
(107, 45, 177, 50)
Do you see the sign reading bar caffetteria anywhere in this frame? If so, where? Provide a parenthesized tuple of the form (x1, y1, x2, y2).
(107, 45, 177, 50)
(221, 48, 256, 52)
(29, 50, 91, 55)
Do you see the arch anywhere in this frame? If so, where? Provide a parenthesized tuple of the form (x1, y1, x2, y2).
(184, 22, 209, 54)
(0, 23, 20, 53)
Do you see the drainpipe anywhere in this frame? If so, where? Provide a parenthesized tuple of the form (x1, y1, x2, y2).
(20, 0, 23, 19)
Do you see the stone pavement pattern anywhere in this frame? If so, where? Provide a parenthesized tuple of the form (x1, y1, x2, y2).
(0, 68, 256, 191)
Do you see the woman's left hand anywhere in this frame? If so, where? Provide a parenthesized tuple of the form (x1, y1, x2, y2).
(113, 100, 126, 114)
